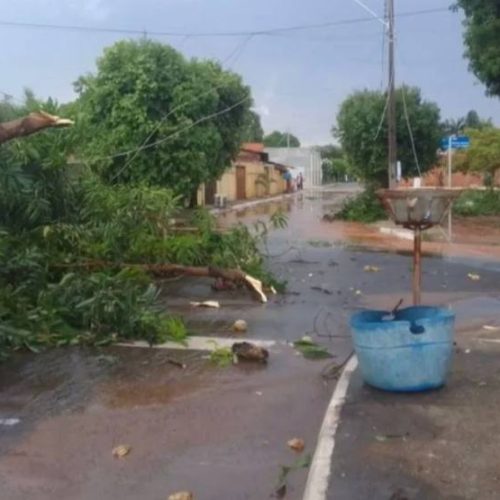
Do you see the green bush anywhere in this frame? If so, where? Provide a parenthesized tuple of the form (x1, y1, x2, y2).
(454, 190, 500, 216)
(335, 188, 387, 223)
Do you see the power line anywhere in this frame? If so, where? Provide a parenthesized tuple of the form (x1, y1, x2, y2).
(107, 93, 252, 181)
(401, 84, 422, 178)
(0, 8, 451, 39)
(109, 34, 253, 180)
(352, 0, 388, 27)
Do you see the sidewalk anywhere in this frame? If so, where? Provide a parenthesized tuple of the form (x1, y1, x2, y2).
(326, 295, 500, 500)
(210, 190, 298, 215)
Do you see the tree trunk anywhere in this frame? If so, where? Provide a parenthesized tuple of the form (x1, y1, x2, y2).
(0, 111, 73, 145)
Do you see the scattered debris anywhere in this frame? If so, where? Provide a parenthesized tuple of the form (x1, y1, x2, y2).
(294, 337, 332, 359)
(465, 349, 471, 354)
(168, 492, 194, 500)
(255, 391, 263, 396)
(355, 289, 362, 296)
(166, 357, 187, 369)
(374, 433, 409, 442)
(467, 273, 481, 281)
(232, 342, 269, 363)
(274, 483, 287, 499)
(483, 325, 500, 332)
(308, 239, 332, 248)
(328, 259, 339, 267)
(390, 488, 409, 500)
(232, 319, 248, 333)
(289, 258, 320, 265)
(274, 453, 311, 499)
(287, 438, 305, 453)
(209, 346, 234, 367)
(311, 285, 333, 295)
(112, 444, 131, 459)
(190, 300, 220, 309)
(212, 277, 236, 291)
(363, 265, 380, 273)
(0, 418, 20, 426)
(322, 351, 354, 380)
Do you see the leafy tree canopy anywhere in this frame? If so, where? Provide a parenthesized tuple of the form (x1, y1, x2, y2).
(461, 127, 500, 177)
(455, 0, 500, 97)
(263, 130, 301, 147)
(241, 110, 264, 142)
(76, 39, 253, 197)
(334, 86, 441, 186)
(442, 109, 492, 135)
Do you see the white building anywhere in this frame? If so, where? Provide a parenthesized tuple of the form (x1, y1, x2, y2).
(264, 147, 323, 188)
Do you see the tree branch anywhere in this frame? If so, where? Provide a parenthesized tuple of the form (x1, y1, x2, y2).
(0, 111, 74, 145)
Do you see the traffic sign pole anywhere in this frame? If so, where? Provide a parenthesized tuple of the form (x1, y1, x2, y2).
(448, 136, 453, 241)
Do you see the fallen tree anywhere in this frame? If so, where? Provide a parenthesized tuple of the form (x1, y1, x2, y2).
(51, 261, 268, 303)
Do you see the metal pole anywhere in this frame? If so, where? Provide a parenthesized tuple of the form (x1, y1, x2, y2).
(413, 225, 422, 305)
(387, 0, 397, 189)
(447, 136, 453, 241)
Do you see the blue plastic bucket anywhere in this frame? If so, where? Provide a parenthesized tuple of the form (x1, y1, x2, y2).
(350, 306, 455, 392)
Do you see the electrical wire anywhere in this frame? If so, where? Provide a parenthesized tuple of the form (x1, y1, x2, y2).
(108, 93, 252, 181)
(108, 34, 253, 179)
(352, 0, 388, 27)
(0, 7, 451, 39)
(401, 83, 422, 177)
(380, 0, 388, 90)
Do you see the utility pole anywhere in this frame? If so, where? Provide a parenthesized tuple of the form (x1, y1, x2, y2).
(387, 0, 397, 189)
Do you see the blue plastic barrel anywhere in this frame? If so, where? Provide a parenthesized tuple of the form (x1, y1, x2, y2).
(350, 306, 455, 392)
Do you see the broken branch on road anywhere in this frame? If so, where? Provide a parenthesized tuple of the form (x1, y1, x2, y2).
(51, 262, 268, 303)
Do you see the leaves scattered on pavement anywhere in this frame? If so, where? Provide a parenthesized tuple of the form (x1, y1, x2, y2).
(274, 453, 312, 498)
(294, 337, 332, 359)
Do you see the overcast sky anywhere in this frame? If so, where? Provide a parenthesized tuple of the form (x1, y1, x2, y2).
(1, 0, 499, 145)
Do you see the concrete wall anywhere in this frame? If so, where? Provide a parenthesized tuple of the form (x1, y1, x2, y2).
(399, 167, 500, 188)
(197, 162, 286, 206)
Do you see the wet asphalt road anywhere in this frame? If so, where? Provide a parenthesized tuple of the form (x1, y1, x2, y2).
(0, 187, 499, 500)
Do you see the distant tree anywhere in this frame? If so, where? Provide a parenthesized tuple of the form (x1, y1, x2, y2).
(442, 110, 492, 136)
(461, 127, 500, 182)
(335, 86, 441, 186)
(442, 117, 466, 136)
(317, 144, 343, 161)
(241, 110, 264, 142)
(455, 0, 500, 97)
(317, 145, 351, 183)
(76, 39, 252, 198)
(263, 130, 300, 147)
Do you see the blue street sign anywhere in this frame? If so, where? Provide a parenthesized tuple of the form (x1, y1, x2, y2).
(440, 136, 470, 151)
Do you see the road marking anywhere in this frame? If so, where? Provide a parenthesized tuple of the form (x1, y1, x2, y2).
(118, 336, 276, 352)
(303, 355, 358, 500)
